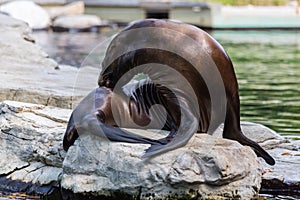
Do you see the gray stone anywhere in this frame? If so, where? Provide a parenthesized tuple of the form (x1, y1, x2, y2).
(59, 120, 300, 198)
(215, 122, 300, 195)
(0, 14, 100, 109)
(261, 136, 300, 194)
(0, 101, 68, 168)
(62, 133, 261, 199)
(0, 100, 68, 194)
(0, 100, 300, 198)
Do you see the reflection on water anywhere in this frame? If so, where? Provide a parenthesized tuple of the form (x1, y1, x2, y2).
(32, 31, 117, 67)
(32, 30, 300, 136)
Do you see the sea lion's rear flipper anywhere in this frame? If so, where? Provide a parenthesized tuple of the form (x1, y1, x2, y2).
(252, 143, 275, 166)
(142, 108, 198, 158)
(233, 132, 275, 166)
(223, 123, 275, 165)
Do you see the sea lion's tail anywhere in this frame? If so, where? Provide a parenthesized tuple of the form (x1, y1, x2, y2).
(230, 131, 275, 166)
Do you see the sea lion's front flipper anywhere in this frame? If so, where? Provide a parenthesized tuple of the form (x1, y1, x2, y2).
(77, 113, 167, 145)
(64, 109, 167, 151)
(142, 108, 198, 158)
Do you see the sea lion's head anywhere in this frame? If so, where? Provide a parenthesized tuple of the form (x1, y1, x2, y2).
(99, 30, 140, 89)
(98, 58, 128, 89)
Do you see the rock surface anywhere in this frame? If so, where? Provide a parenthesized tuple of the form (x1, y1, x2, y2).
(0, 101, 299, 199)
(0, 1, 51, 29)
(215, 122, 300, 196)
(0, 101, 68, 197)
(260, 136, 300, 196)
(0, 14, 99, 109)
(62, 132, 261, 199)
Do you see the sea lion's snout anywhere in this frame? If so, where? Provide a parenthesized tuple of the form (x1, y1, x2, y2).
(63, 114, 79, 151)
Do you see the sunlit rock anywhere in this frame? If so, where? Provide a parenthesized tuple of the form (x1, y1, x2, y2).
(0, 1, 51, 29)
(46, 1, 85, 19)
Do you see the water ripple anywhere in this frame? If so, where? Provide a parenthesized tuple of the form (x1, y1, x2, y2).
(215, 33, 300, 136)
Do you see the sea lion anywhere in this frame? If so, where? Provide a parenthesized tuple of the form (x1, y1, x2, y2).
(64, 19, 275, 165)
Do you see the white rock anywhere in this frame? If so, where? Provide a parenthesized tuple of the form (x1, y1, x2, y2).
(0, 1, 51, 29)
(53, 14, 101, 29)
(62, 131, 262, 199)
(46, 1, 85, 19)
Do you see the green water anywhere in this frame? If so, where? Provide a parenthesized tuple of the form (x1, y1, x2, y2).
(212, 30, 300, 136)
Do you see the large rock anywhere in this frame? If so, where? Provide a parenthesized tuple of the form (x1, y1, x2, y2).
(0, 14, 99, 108)
(0, 101, 299, 198)
(61, 132, 262, 199)
(0, 1, 51, 29)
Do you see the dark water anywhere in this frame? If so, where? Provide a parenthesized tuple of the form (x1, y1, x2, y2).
(0, 192, 40, 199)
(31, 31, 117, 68)
(32, 30, 300, 137)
